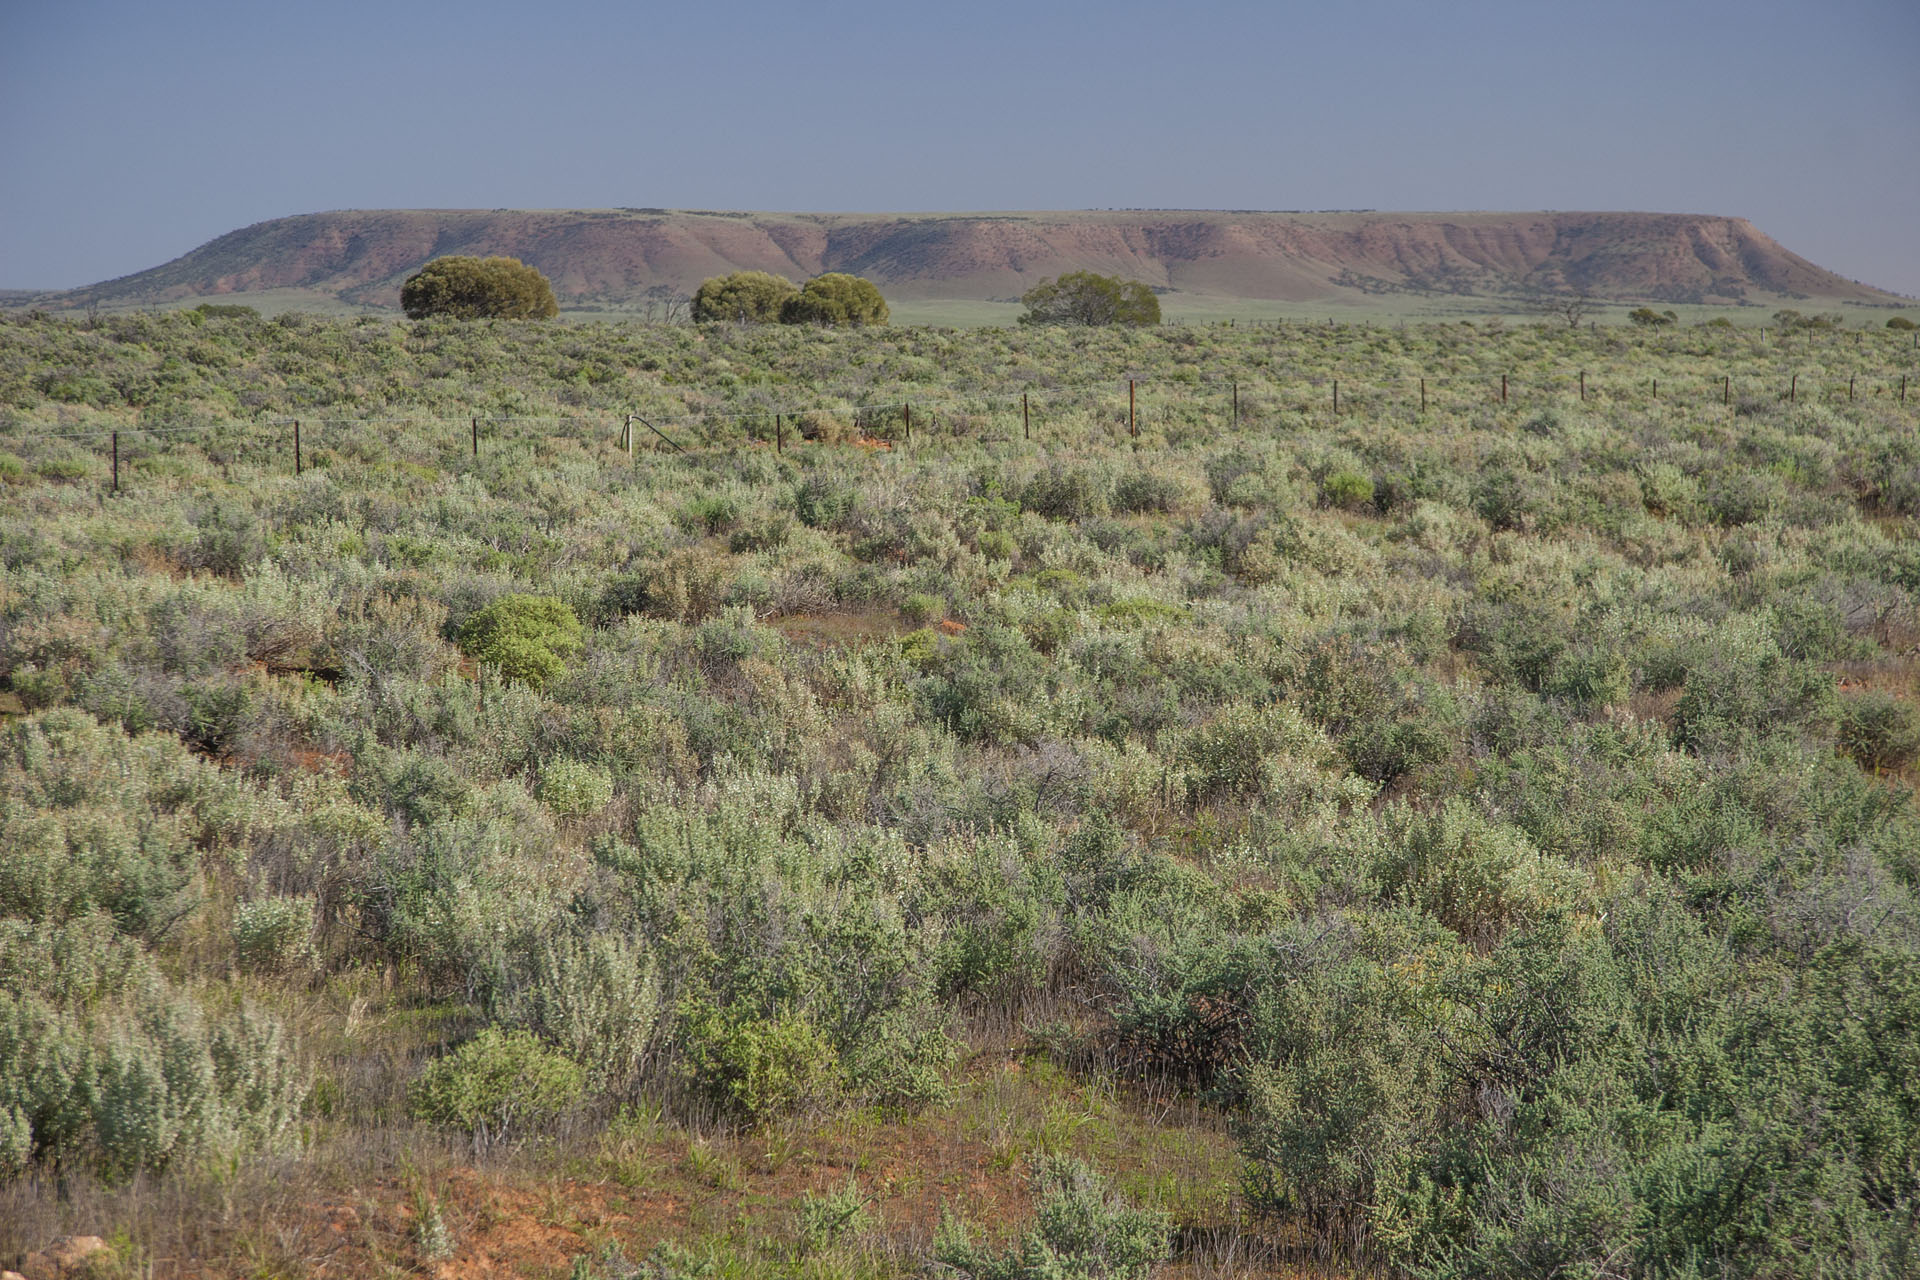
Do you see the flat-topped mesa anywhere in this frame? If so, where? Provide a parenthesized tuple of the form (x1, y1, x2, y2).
(35, 209, 1909, 312)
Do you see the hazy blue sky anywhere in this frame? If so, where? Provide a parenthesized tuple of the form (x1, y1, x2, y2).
(3, 0, 1916, 294)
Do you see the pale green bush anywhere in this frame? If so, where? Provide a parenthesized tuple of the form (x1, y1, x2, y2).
(408, 1027, 585, 1145)
(231, 894, 316, 974)
(537, 758, 615, 816)
(496, 932, 663, 1093)
(0, 916, 304, 1179)
(935, 1155, 1170, 1279)
(0, 709, 269, 941)
(457, 594, 583, 688)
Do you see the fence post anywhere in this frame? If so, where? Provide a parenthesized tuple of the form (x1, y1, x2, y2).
(1579, 370, 1586, 402)
(471, 416, 479, 459)
(1790, 374, 1797, 403)
(904, 404, 911, 444)
(1501, 374, 1508, 405)
(294, 419, 302, 476)
(1232, 378, 1239, 423)
(1724, 375, 1730, 406)
(1420, 378, 1426, 412)
(111, 431, 119, 493)
(1849, 375, 1855, 402)
(777, 413, 784, 453)
(1651, 379, 1657, 401)
(1129, 380, 1136, 440)
(1903, 374, 1908, 403)
(1023, 392, 1030, 441)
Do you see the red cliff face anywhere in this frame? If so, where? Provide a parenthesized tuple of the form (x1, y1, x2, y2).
(53, 209, 1905, 311)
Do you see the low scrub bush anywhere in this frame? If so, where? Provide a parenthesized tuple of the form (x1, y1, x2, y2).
(408, 1026, 585, 1145)
(0, 916, 304, 1178)
(231, 894, 316, 974)
(457, 594, 583, 688)
(679, 1003, 841, 1125)
(934, 1155, 1170, 1279)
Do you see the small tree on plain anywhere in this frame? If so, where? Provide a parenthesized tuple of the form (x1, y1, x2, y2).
(1554, 295, 1594, 328)
(1628, 307, 1678, 327)
(400, 256, 558, 320)
(779, 273, 890, 327)
(1018, 272, 1160, 326)
(691, 271, 799, 323)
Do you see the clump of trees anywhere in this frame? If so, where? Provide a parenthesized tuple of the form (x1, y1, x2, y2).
(781, 273, 889, 327)
(691, 271, 888, 327)
(691, 271, 798, 323)
(400, 256, 559, 320)
(1772, 308, 1846, 330)
(1018, 271, 1160, 327)
(1628, 306, 1679, 326)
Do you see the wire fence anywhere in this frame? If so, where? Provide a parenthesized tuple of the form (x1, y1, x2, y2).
(2, 362, 1915, 492)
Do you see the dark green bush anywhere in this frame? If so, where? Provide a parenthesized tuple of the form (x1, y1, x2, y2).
(401, 256, 559, 320)
(1319, 469, 1375, 510)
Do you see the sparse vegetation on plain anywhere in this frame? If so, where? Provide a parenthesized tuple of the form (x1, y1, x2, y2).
(0, 308, 1918, 1278)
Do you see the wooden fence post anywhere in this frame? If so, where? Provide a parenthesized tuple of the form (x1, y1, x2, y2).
(1579, 370, 1586, 402)
(1724, 375, 1730, 406)
(1849, 375, 1855, 402)
(1790, 374, 1797, 403)
(1501, 374, 1508, 405)
(294, 419, 302, 476)
(904, 404, 911, 443)
(111, 431, 119, 493)
(1023, 393, 1030, 441)
(1129, 380, 1136, 440)
(776, 413, 784, 453)
(1420, 378, 1426, 412)
(1651, 379, 1657, 401)
(1333, 380, 1340, 413)
(471, 416, 479, 459)
(1903, 374, 1908, 403)
(1232, 378, 1239, 423)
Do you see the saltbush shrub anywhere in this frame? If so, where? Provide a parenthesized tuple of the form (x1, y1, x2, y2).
(1836, 688, 1920, 772)
(1111, 467, 1187, 514)
(0, 916, 304, 1178)
(537, 758, 615, 816)
(231, 894, 316, 974)
(679, 1003, 841, 1125)
(408, 1026, 585, 1144)
(935, 1155, 1170, 1279)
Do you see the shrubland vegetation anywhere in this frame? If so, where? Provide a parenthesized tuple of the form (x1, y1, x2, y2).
(691, 272, 889, 327)
(0, 307, 1918, 1277)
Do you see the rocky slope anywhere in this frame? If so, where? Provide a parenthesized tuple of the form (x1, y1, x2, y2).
(23, 209, 1908, 313)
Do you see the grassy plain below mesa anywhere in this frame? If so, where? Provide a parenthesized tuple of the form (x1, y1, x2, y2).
(1, 310, 1919, 1279)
